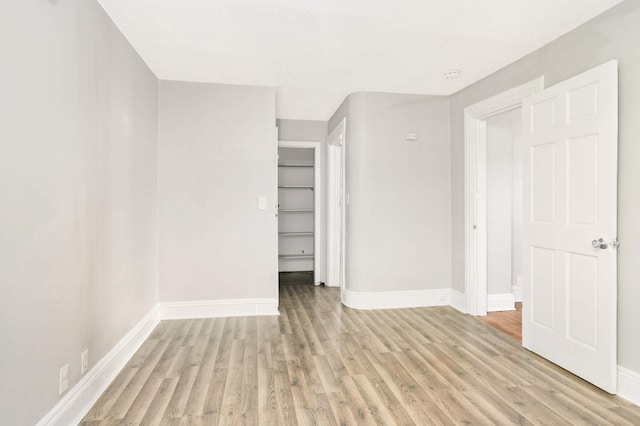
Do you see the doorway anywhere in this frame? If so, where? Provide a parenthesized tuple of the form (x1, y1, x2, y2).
(277, 141, 321, 286)
(486, 108, 523, 310)
(464, 78, 544, 317)
(471, 104, 527, 342)
(327, 118, 346, 293)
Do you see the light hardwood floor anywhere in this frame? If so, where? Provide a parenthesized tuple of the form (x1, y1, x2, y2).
(82, 285, 640, 425)
(478, 302, 523, 343)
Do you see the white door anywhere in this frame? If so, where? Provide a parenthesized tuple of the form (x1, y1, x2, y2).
(522, 61, 618, 393)
(274, 127, 280, 306)
(327, 145, 341, 287)
(327, 119, 346, 288)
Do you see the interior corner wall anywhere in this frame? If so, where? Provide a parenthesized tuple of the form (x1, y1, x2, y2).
(158, 81, 277, 302)
(276, 119, 328, 283)
(448, 0, 640, 373)
(329, 92, 451, 294)
(0, 1, 159, 424)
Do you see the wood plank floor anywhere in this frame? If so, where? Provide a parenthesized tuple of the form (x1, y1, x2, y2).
(279, 271, 314, 286)
(82, 285, 640, 425)
(478, 302, 523, 343)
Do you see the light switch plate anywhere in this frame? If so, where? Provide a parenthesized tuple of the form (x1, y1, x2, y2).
(405, 132, 418, 141)
(258, 197, 267, 210)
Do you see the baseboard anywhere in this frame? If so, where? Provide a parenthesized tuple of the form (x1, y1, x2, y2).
(35, 297, 278, 425)
(487, 293, 516, 312)
(342, 288, 450, 310)
(512, 285, 523, 302)
(618, 366, 640, 406)
(36, 306, 160, 426)
(158, 298, 279, 319)
(450, 289, 467, 313)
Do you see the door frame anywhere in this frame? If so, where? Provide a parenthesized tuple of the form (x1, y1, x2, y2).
(277, 140, 322, 285)
(464, 77, 544, 316)
(327, 118, 346, 293)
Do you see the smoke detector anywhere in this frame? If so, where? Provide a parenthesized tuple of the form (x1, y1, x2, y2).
(445, 69, 460, 79)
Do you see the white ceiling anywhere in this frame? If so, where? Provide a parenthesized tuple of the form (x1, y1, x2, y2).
(97, 0, 623, 120)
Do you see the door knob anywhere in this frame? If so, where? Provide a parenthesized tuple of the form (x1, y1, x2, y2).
(592, 238, 608, 249)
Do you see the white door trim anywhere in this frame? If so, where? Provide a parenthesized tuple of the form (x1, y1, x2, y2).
(327, 118, 346, 295)
(278, 140, 322, 285)
(464, 77, 544, 316)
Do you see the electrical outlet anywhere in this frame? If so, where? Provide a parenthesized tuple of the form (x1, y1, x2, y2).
(81, 350, 89, 375)
(59, 364, 69, 395)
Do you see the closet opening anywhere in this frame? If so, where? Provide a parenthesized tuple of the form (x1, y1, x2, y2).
(277, 143, 320, 287)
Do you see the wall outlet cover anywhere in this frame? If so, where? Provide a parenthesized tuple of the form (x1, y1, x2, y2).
(81, 350, 89, 375)
(59, 364, 69, 395)
(258, 196, 268, 210)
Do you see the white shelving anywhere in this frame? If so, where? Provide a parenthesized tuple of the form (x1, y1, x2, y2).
(279, 208, 314, 213)
(278, 149, 315, 272)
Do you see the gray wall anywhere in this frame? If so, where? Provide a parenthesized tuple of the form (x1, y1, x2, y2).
(486, 111, 514, 296)
(449, 0, 640, 373)
(277, 119, 328, 282)
(158, 81, 278, 302)
(486, 108, 523, 296)
(277, 119, 328, 142)
(0, 1, 159, 424)
(329, 93, 451, 293)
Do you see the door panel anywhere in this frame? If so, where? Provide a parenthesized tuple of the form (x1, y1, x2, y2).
(531, 143, 556, 222)
(567, 135, 598, 225)
(522, 60, 618, 393)
(531, 98, 556, 130)
(530, 246, 555, 330)
(567, 82, 598, 122)
(567, 252, 598, 349)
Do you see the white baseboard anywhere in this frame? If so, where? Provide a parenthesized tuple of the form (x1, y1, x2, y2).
(450, 289, 467, 313)
(36, 306, 160, 426)
(512, 285, 523, 302)
(36, 297, 279, 425)
(159, 298, 279, 320)
(342, 288, 450, 310)
(618, 366, 640, 406)
(487, 293, 516, 312)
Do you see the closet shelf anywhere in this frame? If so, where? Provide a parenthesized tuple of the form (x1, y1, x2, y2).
(278, 254, 314, 259)
(278, 185, 314, 189)
(279, 208, 314, 213)
(278, 164, 314, 168)
(278, 232, 314, 236)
